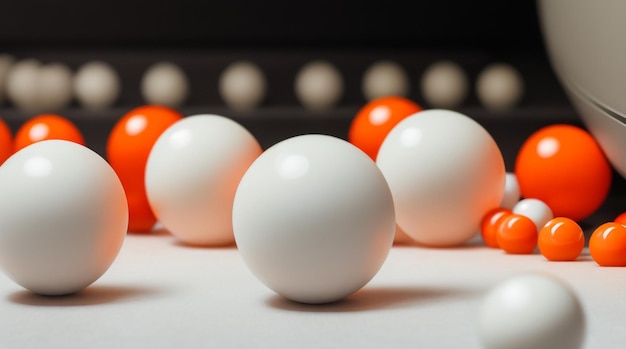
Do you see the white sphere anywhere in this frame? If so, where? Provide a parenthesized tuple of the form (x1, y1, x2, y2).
(476, 63, 524, 111)
(219, 60, 267, 111)
(376, 109, 505, 246)
(0, 140, 128, 295)
(500, 172, 521, 209)
(513, 198, 553, 231)
(141, 61, 189, 108)
(0, 54, 15, 105)
(478, 273, 585, 349)
(361, 60, 410, 100)
(5, 59, 41, 112)
(233, 134, 395, 304)
(420, 60, 469, 108)
(146, 114, 262, 246)
(295, 60, 344, 110)
(74, 61, 121, 110)
(37, 62, 74, 112)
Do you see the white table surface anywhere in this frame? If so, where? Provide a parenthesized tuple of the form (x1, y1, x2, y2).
(1, 230, 624, 349)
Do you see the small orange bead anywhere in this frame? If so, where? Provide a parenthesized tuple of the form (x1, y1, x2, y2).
(481, 208, 512, 248)
(497, 213, 538, 254)
(613, 212, 626, 226)
(0, 117, 12, 164)
(538, 217, 585, 261)
(13, 114, 85, 152)
(589, 222, 626, 267)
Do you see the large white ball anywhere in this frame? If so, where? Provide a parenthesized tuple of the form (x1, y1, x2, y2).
(478, 273, 585, 349)
(376, 109, 505, 246)
(145, 114, 262, 246)
(0, 140, 128, 295)
(233, 134, 395, 304)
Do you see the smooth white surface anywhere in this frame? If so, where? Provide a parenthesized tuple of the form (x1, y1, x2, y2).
(376, 109, 506, 247)
(513, 198, 554, 232)
(233, 135, 395, 304)
(0, 232, 622, 349)
(218, 60, 267, 111)
(0, 54, 15, 105)
(500, 172, 521, 209)
(74, 61, 121, 110)
(295, 60, 344, 110)
(141, 62, 189, 108)
(476, 63, 524, 112)
(361, 60, 410, 100)
(0, 140, 128, 296)
(478, 273, 585, 349)
(420, 60, 468, 108)
(145, 114, 262, 246)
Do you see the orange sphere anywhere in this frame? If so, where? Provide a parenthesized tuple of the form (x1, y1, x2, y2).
(538, 217, 585, 261)
(480, 207, 512, 248)
(13, 114, 85, 152)
(589, 222, 626, 267)
(348, 96, 422, 160)
(614, 212, 626, 226)
(0, 118, 12, 164)
(497, 213, 538, 254)
(514, 124, 612, 222)
(106, 105, 183, 233)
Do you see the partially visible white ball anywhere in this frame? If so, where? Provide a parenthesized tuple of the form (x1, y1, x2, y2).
(0, 54, 16, 105)
(513, 198, 553, 232)
(141, 61, 189, 108)
(37, 62, 74, 112)
(500, 172, 521, 209)
(295, 60, 344, 110)
(376, 109, 505, 246)
(0, 140, 128, 296)
(74, 61, 121, 110)
(146, 114, 262, 246)
(233, 134, 395, 304)
(478, 273, 585, 349)
(361, 60, 410, 100)
(476, 63, 524, 112)
(219, 60, 267, 111)
(5, 59, 42, 112)
(420, 60, 469, 108)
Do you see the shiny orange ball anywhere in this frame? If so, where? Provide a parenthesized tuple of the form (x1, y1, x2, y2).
(614, 212, 626, 226)
(589, 222, 626, 267)
(514, 124, 612, 222)
(348, 96, 422, 160)
(497, 213, 538, 254)
(0, 117, 12, 164)
(106, 105, 183, 233)
(480, 207, 512, 248)
(13, 114, 85, 152)
(538, 217, 585, 261)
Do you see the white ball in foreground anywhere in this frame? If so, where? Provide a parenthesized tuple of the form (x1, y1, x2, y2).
(0, 140, 128, 295)
(145, 114, 262, 246)
(376, 109, 505, 246)
(233, 134, 395, 304)
(478, 273, 585, 349)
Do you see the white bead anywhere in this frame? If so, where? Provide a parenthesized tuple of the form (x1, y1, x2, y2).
(420, 60, 469, 108)
(513, 198, 553, 231)
(476, 63, 524, 111)
(218, 60, 267, 111)
(295, 60, 344, 110)
(74, 61, 121, 110)
(361, 60, 409, 100)
(141, 61, 189, 108)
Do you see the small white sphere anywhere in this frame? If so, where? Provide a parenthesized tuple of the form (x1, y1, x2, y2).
(476, 63, 524, 111)
(37, 62, 74, 112)
(0, 140, 128, 295)
(295, 60, 344, 110)
(420, 60, 469, 108)
(146, 114, 262, 246)
(512, 198, 553, 231)
(500, 172, 521, 209)
(361, 60, 410, 100)
(219, 60, 267, 111)
(233, 134, 395, 304)
(478, 273, 585, 349)
(376, 109, 505, 246)
(5, 59, 42, 112)
(0, 54, 16, 105)
(141, 61, 189, 108)
(74, 61, 121, 110)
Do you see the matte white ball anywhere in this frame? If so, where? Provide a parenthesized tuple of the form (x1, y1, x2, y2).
(219, 60, 267, 111)
(478, 273, 585, 349)
(0, 140, 128, 296)
(233, 134, 395, 304)
(420, 60, 469, 108)
(141, 61, 189, 108)
(376, 109, 505, 246)
(74, 61, 121, 110)
(500, 172, 521, 209)
(295, 60, 344, 110)
(513, 198, 553, 232)
(5, 59, 41, 112)
(476, 63, 524, 111)
(0, 54, 15, 105)
(146, 114, 262, 246)
(362, 60, 410, 100)
(37, 62, 74, 112)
